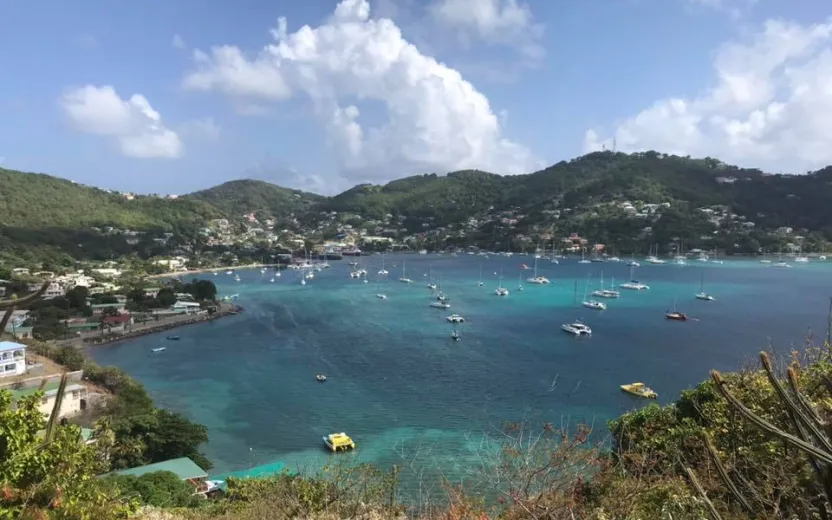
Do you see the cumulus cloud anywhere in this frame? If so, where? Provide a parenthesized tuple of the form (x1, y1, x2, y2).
(429, 0, 544, 61)
(181, 0, 539, 183)
(60, 85, 183, 159)
(584, 19, 832, 174)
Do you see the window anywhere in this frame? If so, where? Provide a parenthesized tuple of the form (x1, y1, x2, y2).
(4, 364, 15, 372)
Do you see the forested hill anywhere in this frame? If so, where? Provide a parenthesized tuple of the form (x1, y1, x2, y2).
(184, 179, 324, 220)
(2, 151, 832, 259)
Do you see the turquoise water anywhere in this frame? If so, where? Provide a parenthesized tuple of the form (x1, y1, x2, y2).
(90, 255, 832, 492)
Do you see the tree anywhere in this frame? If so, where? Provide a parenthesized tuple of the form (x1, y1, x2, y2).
(65, 285, 89, 310)
(0, 267, 10, 280)
(155, 288, 177, 307)
(0, 387, 134, 519)
(106, 471, 201, 508)
(145, 410, 212, 470)
(183, 279, 217, 301)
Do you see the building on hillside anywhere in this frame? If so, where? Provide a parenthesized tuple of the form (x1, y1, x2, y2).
(105, 457, 218, 497)
(9, 380, 87, 419)
(101, 314, 132, 332)
(144, 287, 161, 298)
(172, 301, 201, 314)
(90, 303, 127, 315)
(0, 342, 26, 378)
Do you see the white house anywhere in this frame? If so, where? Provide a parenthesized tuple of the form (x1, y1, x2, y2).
(0, 341, 27, 378)
(172, 301, 201, 314)
(44, 282, 65, 299)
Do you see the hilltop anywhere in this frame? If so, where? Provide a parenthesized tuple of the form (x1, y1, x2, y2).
(2, 151, 832, 266)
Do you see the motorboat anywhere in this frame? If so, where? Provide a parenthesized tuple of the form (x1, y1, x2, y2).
(430, 301, 451, 309)
(316, 374, 327, 382)
(151, 347, 166, 352)
(526, 276, 550, 285)
(561, 322, 592, 336)
(773, 261, 791, 268)
(645, 256, 665, 264)
(323, 432, 355, 452)
(270, 278, 275, 283)
(376, 293, 387, 299)
(582, 300, 607, 311)
(446, 314, 465, 323)
(620, 382, 657, 399)
(234, 275, 241, 282)
(451, 330, 461, 342)
(608, 256, 621, 262)
(166, 336, 180, 341)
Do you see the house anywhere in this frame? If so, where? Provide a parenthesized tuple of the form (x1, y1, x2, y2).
(105, 457, 215, 496)
(0, 341, 27, 378)
(101, 314, 132, 332)
(11, 268, 30, 276)
(90, 303, 127, 315)
(144, 287, 161, 298)
(92, 268, 122, 278)
(44, 282, 65, 299)
(172, 301, 201, 314)
(9, 380, 87, 419)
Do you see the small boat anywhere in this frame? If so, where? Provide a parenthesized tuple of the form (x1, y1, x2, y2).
(376, 293, 387, 299)
(582, 300, 607, 310)
(316, 374, 327, 382)
(620, 382, 657, 399)
(234, 275, 241, 282)
(399, 260, 412, 283)
(323, 432, 355, 452)
(561, 322, 592, 336)
(430, 301, 451, 309)
(166, 336, 180, 341)
(665, 300, 688, 320)
(619, 264, 649, 290)
(446, 313, 465, 323)
(270, 278, 275, 283)
(151, 347, 166, 352)
(451, 330, 461, 341)
(301, 279, 307, 286)
(494, 270, 509, 296)
(695, 273, 714, 301)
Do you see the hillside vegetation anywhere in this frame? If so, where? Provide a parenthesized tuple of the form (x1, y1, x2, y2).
(184, 179, 324, 220)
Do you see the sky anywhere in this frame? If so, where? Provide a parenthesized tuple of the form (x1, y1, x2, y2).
(1, 0, 831, 195)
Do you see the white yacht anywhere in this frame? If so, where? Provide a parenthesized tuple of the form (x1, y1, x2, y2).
(399, 260, 412, 283)
(376, 293, 387, 300)
(582, 300, 607, 310)
(577, 250, 591, 264)
(695, 273, 714, 301)
(430, 301, 451, 309)
(234, 274, 241, 282)
(619, 264, 650, 290)
(608, 256, 621, 263)
(526, 257, 550, 284)
(494, 270, 509, 296)
(270, 277, 275, 283)
(591, 273, 620, 299)
(562, 322, 592, 336)
(446, 314, 465, 323)
(773, 261, 791, 268)
(645, 256, 665, 264)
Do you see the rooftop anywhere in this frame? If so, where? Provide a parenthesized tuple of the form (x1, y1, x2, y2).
(107, 457, 207, 481)
(0, 341, 26, 353)
(8, 382, 85, 400)
(90, 303, 125, 309)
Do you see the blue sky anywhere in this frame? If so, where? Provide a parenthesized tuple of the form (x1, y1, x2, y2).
(1, 0, 831, 195)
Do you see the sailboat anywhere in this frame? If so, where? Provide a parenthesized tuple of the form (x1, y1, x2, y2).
(526, 256, 550, 284)
(478, 265, 484, 287)
(376, 279, 387, 300)
(626, 253, 640, 267)
(578, 249, 591, 264)
(695, 272, 714, 301)
(399, 260, 413, 283)
(591, 271, 620, 298)
(427, 265, 437, 290)
(378, 254, 388, 275)
(582, 275, 607, 310)
(795, 246, 809, 263)
(275, 259, 281, 277)
(759, 250, 771, 264)
(665, 299, 688, 321)
(517, 273, 524, 292)
(773, 250, 791, 268)
(436, 276, 449, 301)
(646, 244, 665, 264)
(619, 264, 650, 290)
(562, 280, 592, 335)
(494, 270, 509, 296)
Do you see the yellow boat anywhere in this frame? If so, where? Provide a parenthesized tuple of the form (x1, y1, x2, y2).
(323, 432, 356, 452)
(620, 382, 657, 399)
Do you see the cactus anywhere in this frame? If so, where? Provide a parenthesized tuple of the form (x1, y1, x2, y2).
(0, 281, 50, 338)
(708, 351, 832, 516)
(683, 465, 724, 520)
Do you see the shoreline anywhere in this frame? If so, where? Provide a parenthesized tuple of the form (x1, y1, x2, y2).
(147, 263, 280, 279)
(76, 303, 243, 347)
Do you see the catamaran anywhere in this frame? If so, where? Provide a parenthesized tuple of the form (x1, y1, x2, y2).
(619, 264, 650, 291)
(581, 275, 607, 310)
(526, 256, 550, 284)
(591, 272, 620, 298)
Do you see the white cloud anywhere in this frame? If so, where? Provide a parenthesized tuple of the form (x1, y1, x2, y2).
(181, 0, 538, 183)
(584, 19, 832, 174)
(172, 34, 187, 50)
(429, 0, 544, 61)
(180, 117, 221, 141)
(60, 85, 183, 159)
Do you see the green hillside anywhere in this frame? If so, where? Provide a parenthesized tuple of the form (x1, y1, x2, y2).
(0, 168, 222, 231)
(184, 179, 324, 219)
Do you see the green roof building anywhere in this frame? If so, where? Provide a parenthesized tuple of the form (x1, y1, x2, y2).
(106, 457, 208, 481)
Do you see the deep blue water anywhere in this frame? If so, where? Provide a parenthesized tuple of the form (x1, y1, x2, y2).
(90, 254, 832, 492)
